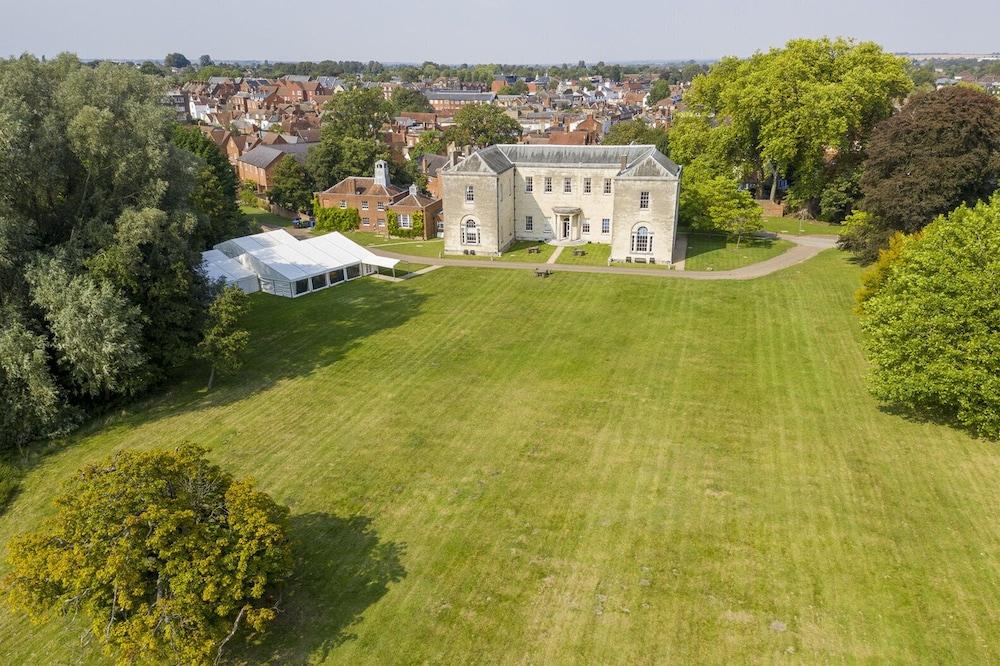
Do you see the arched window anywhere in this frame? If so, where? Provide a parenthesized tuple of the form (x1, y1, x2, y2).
(631, 225, 653, 253)
(463, 218, 479, 245)
(465, 185, 475, 202)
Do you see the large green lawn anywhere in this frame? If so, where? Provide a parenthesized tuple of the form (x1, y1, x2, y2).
(341, 231, 446, 259)
(685, 233, 794, 271)
(1, 252, 998, 663)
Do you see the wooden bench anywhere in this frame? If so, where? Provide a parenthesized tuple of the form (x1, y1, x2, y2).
(572, 249, 586, 257)
(527, 246, 541, 254)
(534, 268, 552, 278)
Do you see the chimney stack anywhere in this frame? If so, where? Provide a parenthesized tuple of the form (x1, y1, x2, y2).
(409, 184, 418, 196)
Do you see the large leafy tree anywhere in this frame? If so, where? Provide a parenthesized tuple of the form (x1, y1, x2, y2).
(856, 194, 1000, 437)
(647, 79, 671, 105)
(322, 86, 391, 140)
(602, 118, 670, 157)
(268, 157, 313, 213)
(445, 104, 522, 148)
(390, 86, 434, 114)
(172, 125, 248, 246)
(0, 55, 213, 448)
(671, 38, 911, 209)
(842, 86, 1000, 260)
(4, 445, 293, 665)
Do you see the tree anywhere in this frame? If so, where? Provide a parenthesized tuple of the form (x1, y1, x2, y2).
(671, 38, 912, 207)
(390, 86, 433, 114)
(4, 445, 292, 665)
(846, 86, 1000, 260)
(0, 56, 211, 448)
(198, 54, 213, 68)
(409, 129, 445, 159)
(28, 258, 147, 398)
(197, 286, 250, 390)
(322, 87, 391, 140)
(445, 104, 521, 148)
(680, 162, 763, 237)
(603, 119, 670, 157)
(163, 52, 190, 69)
(337, 137, 391, 182)
(138, 61, 161, 76)
(856, 194, 1000, 437)
(497, 80, 528, 96)
(172, 125, 248, 246)
(648, 79, 671, 105)
(268, 157, 313, 213)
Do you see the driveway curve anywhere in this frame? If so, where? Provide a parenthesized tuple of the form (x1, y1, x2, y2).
(371, 234, 840, 281)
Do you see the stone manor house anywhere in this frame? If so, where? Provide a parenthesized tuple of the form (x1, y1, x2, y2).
(440, 145, 681, 264)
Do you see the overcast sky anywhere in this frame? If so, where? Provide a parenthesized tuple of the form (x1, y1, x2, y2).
(3, 0, 998, 63)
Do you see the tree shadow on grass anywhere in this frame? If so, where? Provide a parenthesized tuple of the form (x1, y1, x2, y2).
(682, 232, 777, 262)
(118, 278, 429, 429)
(877, 404, 996, 442)
(230, 512, 406, 664)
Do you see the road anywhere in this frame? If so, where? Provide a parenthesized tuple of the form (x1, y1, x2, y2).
(370, 234, 840, 281)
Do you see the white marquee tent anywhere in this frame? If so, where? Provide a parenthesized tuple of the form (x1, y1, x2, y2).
(213, 230, 399, 298)
(200, 249, 260, 293)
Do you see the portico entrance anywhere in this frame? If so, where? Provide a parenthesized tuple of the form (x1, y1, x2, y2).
(552, 206, 583, 241)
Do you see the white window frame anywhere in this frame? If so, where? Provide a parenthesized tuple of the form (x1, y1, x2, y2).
(525, 176, 533, 193)
(339, 200, 347, 209)
(361, 200, 369, 210)
(525, 215, 533, 231)
(601, 218, 611, 234)
(631, 226, 653, 253)
(603, 178, 612, 194)
(639, 191, 650, 209)
(582, 219, 590, 233)
(563, 177, 572, 193)
(463, 218, 480, 244)
(399, 214, 412, 229)
(583, 177, 592, 194)
(544, 177, 552, 193)
(465, 184, 475, 202)
(377, 201, 385, 211)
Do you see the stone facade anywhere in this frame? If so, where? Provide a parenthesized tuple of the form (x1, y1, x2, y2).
(440, 145, 680, 263)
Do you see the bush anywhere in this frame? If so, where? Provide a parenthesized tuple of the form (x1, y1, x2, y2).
(857, 194, 1000, 437)
(387, 210, 424, 238)
(314, 201, 361, 233)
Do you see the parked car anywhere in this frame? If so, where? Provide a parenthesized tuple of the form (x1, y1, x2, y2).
(292, 217, 314, 229)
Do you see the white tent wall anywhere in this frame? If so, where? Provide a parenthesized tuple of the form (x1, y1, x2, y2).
(211, 229, 399, 298)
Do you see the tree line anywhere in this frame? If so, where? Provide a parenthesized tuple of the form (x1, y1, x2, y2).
(0, 54, 251, 452)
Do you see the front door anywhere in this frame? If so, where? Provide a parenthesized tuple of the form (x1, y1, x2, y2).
(562, 217, 571, 239)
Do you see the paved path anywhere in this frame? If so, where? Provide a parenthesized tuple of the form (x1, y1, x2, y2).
(546, 246, 565, 265)
(370, 234, 839, 281)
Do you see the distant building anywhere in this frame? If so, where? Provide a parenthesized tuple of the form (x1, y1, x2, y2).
(423, 90, 496, 113)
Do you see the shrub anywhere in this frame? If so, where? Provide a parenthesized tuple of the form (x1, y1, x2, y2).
(857, 194, 1000, 437)
(314, 200, 361, 233)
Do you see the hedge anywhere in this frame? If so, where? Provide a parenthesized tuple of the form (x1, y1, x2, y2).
(314, 199, 361, 233)
(387, 209, 424, 238)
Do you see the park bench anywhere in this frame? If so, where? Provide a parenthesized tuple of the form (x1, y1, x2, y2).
(527, 246, 541, 254)
(535, 268, 551, 278)
(572, 249, 586, 256)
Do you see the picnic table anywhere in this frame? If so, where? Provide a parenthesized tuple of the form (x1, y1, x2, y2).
(534, 268, 552, 278)
(572, 248, 586, 256)
(527, 246, 541, 254)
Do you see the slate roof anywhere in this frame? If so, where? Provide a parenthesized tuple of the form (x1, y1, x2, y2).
(238, 143, 311, 168)
(444, 144, 680, 177)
